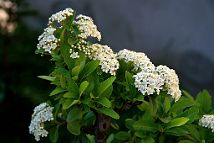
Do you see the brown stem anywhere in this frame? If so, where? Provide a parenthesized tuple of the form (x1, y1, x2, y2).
(120, 101, 142, 111)
(93, 101, 141, 142)
(95, 113, 112, 143)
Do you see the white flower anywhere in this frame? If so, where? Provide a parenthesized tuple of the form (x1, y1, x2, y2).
(37, 27, 59, 53)
(70, 41, 119, 75)
(199, 115, 214, 132)
(118, 49, 181, 100)
(69, 49, 79, 59)
(117, 49, 153, 71)
(88, 44, 119, 75)
(156, 65, 181, 101)
(133, 67, 164, 95)
(29, 103, 54, 141)
(75, 14, 101, 41)
(118, 49, 164, 95)
(48, 8, 74, 25)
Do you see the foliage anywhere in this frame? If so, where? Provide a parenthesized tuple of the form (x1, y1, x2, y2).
(29, 8, 214, 143)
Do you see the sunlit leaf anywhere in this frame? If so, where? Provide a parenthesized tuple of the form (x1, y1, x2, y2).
(98, 108, 119, 119)
(50, 87, 66, 96)
(97, 97, 112, 108)
(166, 117, 189, 129)
(38, 75, 55, 81)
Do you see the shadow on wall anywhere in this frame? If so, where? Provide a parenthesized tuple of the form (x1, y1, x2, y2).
(26, 0, 214, 96)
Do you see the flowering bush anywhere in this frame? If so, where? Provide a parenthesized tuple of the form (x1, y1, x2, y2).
(29, 8, 214, 143)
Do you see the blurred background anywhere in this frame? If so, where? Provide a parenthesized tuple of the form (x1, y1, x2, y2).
(0, 0, 214, 142)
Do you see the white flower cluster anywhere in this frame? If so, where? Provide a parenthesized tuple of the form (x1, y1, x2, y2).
(69, 49, 79, 59)
(156, 65, 181, 101)
(37, 8, 102, 54)
(199, 115, 214, 132)
(71, 40, 119, 75)
(75, 14, 101, 41)
(37, 27, 59, 53)
(29, 103, 54, 141)
(85, 44, 119, 75)
(133, 68, 164, 95)
(117, 49, 181, 101)
(117, 49, 153, 71)
(118, 49, 163, 95)
(37, 8, 75, 54)
(48, 8, 74, 25)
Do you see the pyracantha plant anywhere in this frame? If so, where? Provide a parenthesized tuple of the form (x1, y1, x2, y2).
(29, 8, 214, 143)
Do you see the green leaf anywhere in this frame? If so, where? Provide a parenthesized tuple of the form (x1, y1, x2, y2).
(106, 134, 114, 143)
(97, 97, 112, 108)
(159, 117, 171, 123)
(135, 131, 146, 138)
(135, 95, 144, 101)
(49, 126, 59, 143)
(178, 140, 195, 143)
(50, 87, 66, 96)
(86, 134, 95, 143)
(67, 120, 81, 135)
(148, 97, 157, 116)
(79, 81, 89, 97)
(72, 76, 78, 81)
(140, 137, 155, 143)
(70, 100, 80, 106)
(37, 75, 55, 81)
(72, 65, 81, 76)
(84, 74, 96, 95)
(125, 71, 136, 96)
(101, 86, 113, 99)
(115, 131, 129, 141)
(182, 90, 194, 102)
(133, 120, 160, 132)
(80, 60, 100, 79)
(65, 16, 75, 31)
(125, 119, 135, 130)
(63, 92, 76, 98)
(53, 67, 70, 78)
(164, 96, 171, 113)
(68, 37, 78, 45)
(83, 111, 96, 126)
(111, 122, 119, 130)
(97, 77, 116, 97)
(196, 90, 212, 113)
(137, 101, 149, 111)
(51, 53, 62, 62)
(165, 127, 189, 136)
(82, 96, 90, 105)
(186, 125, 201, 141)
(142, 111, 154, 121)
(59, 28, 65, 42)
(60, 44, 75, 69)
(98, 108, 119, 119)
(66, 107, 82, 122)
(178, 107, 199, 123)
(170, 98, 194, 114)
(53, 103, 61, 118)
(62, 99, 80, 110)
(166, 117, 189, 129)
(67, 78, 79, 96)
(60, 75, 66, 88)
(75, 52, 86, 70)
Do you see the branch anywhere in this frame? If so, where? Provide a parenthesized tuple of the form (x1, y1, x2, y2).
(95, 113, 112, 143)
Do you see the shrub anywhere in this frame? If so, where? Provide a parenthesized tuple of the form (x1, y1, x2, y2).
(29, 8, 214, 143)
